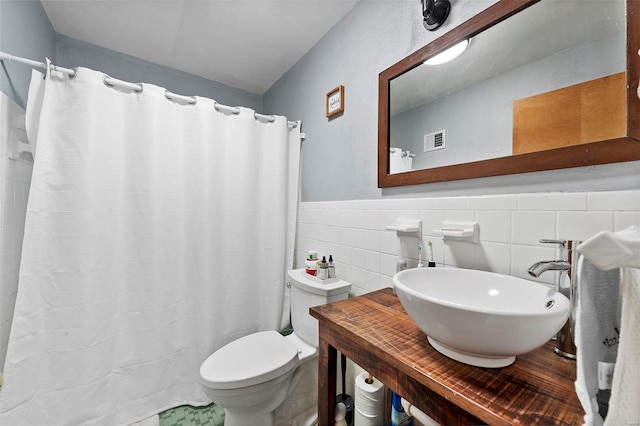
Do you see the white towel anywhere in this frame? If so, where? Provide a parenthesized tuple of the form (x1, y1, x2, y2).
(574, 256, 621, 426)
(578, 226, 640, 271)
(576, 225, 640, 426)
(389, 147, 404, 174)
(604, 266, 640, 426)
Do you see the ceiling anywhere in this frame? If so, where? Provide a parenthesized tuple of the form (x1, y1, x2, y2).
(41, 0, 359, 95)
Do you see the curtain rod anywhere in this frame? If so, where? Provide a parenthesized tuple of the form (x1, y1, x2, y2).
(0, 50, 299, 129)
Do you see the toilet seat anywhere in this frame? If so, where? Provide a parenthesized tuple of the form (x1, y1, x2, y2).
(284, 332, 316, 362)
(200, 330, 299, 390)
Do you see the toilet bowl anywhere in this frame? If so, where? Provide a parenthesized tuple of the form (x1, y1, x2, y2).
(199, 269, 351, 426)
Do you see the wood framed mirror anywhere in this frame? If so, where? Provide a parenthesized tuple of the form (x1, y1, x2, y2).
(378, 0, 640, 188)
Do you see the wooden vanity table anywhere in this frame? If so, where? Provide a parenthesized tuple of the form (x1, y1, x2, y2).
(310, 288, 584, 425)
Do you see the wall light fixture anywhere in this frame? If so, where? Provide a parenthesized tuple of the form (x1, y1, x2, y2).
(421, 0, 451, 31)
(424, 39, 469, 65)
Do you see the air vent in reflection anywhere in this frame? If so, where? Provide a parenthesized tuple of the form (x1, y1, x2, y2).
(424, 129, 445, 152)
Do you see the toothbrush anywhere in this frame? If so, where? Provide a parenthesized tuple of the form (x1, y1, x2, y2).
(427, 240, 436, 267)
(417, 244, 425, 268)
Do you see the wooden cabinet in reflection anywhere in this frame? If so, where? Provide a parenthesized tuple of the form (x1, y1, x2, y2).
(513, 72, 626, 155)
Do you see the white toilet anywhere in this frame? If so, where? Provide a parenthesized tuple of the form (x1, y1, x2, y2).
(199, 269, 351, 426)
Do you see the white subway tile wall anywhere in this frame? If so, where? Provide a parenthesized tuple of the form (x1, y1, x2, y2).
(0, 94, 33, 368)
(295, 191, 640, 296)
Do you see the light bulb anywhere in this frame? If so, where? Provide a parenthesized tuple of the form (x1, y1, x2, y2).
(424, 39, 469, 65)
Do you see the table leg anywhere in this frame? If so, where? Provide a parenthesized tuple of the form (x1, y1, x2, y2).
(318, 333, 337, 426)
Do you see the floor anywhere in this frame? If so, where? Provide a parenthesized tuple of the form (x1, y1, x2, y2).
(159, 404, 225, 426)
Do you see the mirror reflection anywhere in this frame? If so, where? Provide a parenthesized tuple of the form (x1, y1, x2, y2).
(388, 0, 626, 174)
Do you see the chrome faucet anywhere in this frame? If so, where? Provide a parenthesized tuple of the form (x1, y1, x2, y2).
(527, 259, 570, 277)
(527, 239, 581, 359)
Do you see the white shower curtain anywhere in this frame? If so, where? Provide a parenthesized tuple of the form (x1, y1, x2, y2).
(0, 67, 300, 425)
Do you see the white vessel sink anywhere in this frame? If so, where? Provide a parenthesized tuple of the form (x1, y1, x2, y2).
(393, 268, 570, 368)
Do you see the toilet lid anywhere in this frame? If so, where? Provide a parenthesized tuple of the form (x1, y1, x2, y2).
(200, 330, 299, 389)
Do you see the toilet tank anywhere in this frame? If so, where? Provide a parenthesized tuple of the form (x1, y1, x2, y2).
(287, 269, 351, 347)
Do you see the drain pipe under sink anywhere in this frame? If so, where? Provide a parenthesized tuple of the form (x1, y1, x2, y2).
(400, 398, 440, 426)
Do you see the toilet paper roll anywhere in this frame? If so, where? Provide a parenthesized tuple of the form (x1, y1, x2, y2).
(355, 372, 385, 426)
(355, 409, 382, 426)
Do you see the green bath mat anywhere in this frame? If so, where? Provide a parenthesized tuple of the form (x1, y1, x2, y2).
(159, 403, 225, 426)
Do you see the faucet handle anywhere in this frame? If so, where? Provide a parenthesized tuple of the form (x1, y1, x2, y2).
(539, 239, 567, 248)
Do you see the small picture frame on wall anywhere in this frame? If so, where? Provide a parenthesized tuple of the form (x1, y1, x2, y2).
(326, 85, 344, 118)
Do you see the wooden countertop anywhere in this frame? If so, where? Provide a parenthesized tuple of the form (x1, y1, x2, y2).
(310, 288, 584, 425)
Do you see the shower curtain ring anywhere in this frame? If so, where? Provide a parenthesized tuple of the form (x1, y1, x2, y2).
(102, 75, 144, 93)
(48, 65, 78, 79)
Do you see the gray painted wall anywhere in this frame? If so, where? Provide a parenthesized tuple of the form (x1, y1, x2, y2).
(263, 0, 640, 202)
(0, 0, 56, 109)
(55, 35, 262, 112)
(3, 0, 639, 203)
